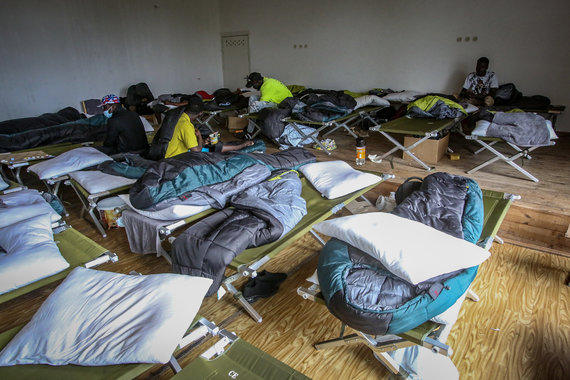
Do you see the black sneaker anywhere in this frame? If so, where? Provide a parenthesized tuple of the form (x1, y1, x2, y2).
(255, 270, 287, 285)
(242, 277, 280, 303)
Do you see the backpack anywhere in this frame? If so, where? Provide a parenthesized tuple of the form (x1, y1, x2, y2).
(494, 83, 522, 106)
(146, 106, 186, 160)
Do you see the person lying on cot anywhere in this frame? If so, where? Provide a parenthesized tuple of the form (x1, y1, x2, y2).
(97, 94, 149, 155)
(457, 56, 499, 107)
(164, 100, 205, 158)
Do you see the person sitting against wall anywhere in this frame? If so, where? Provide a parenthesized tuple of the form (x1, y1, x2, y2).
(457, 56, 499, 107)
(98, 94, 149, 155)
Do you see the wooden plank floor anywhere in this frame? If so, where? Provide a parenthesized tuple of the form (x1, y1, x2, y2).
(0, 123, 569, 379)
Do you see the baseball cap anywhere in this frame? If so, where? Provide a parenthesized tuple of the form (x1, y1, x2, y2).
(245, 72, 263, 87)
(98, 94, 120, 107)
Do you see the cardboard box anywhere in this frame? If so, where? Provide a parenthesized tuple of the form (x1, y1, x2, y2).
(227, 116, 248, 132)
(402, 133, 449, 164)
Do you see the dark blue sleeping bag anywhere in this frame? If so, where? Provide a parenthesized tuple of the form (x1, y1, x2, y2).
(318, 173, 484, 335)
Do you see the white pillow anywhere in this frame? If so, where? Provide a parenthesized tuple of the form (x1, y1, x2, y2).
(0, 214, 69, 295)
(471, 120, 490, 136)
(69, 170, 136, 194)
(28, 147, 112, 180)
(313, 212, 490, 285)
(299, 161, 382, 199)
(354, 95, 390, 109)
(463, 103, 479, 114)
(0, 267, 212, 366)
(382, 90, 426, 103)
(0, 189, 61, 227)
(118, 194, 211, 221)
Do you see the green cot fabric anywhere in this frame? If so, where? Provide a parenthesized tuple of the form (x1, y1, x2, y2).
(173, 338, 310, 380)
(0, 227, 109, 304)
(375, 115, 460, 135)
(480, 189, 513, 243)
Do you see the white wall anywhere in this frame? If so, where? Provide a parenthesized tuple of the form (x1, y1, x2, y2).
(0, 0, 223, 120)
(220, 0, 570, 131)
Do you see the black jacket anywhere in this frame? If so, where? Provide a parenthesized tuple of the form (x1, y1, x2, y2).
(101, 107, 149, 155)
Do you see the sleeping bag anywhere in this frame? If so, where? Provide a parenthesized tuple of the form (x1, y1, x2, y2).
(318, 172, 485, 335)
(0, 114, 108, 153)
(129, 148, 316, 209)
(171, 169, 307, 296)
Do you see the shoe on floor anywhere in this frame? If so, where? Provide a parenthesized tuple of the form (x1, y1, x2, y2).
(256, 270, 287, 285)
(242, 277, 280, 303)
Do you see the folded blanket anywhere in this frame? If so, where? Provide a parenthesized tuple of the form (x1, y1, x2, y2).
(487, 112, 551, 147)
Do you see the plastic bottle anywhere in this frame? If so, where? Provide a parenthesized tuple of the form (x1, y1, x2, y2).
(355, 137, 366, 166)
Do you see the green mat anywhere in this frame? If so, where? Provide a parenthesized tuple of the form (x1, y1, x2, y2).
(375, 116, 463, 135)
(480, 189, 514, 244)
(0, 227, 110, 305)
(173, 338, 310, 380)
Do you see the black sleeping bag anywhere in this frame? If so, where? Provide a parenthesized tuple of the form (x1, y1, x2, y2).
(0, 107, 82, 135)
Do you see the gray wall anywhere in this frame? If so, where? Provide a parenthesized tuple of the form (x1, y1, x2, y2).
(1, 0, 568, 131)
(220, 0, 570, 131)
(0, 0, 222, 120)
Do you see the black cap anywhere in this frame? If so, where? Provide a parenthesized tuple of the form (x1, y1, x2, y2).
(245, 72, 263, 87)
(184, 97, 204, 114)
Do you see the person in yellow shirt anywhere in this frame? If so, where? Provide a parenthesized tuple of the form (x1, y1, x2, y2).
(245, 72, 292, 104)
(164, 101, 204, 158)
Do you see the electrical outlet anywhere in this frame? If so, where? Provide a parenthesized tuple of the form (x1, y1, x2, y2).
(457, 37, 462, 42)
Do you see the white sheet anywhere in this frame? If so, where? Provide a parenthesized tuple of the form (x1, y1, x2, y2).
(0, 267, 212, 366)
(27, 147, 112, 180)
(69, 170, 136, 194)
(118, 194, 211, 221)
(0, 214, 69, 295)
